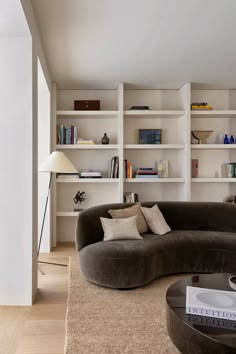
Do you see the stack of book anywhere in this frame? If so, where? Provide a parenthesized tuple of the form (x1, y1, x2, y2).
(191, 102, 213, 110)
(57, 125, 77, 144)
(77, 138, 95, 145)
(129, 106, 150, 110)
(226, 163, 236, 178)
(108, 156, 119, 178)
(124, 160, 133, 178)
(80, 170, 102, 178)
(124, 192, 139, 203)
(136, 168, 158, 178)
(157, 160, 169, 178)
(57, 173, 80, 179)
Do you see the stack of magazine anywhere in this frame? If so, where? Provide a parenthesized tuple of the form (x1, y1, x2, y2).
(80, 170, 102, 178)
(57, 173, 79, 179)
(136, 168, 158, 178)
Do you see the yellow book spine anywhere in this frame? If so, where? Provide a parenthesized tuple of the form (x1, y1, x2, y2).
(191, 105, 212, 110)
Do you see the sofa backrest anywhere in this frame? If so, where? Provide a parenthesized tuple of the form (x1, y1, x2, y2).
(75, 201, 236, 251)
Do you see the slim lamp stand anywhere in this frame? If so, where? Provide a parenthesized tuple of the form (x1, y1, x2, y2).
(38, 172, 67, 274)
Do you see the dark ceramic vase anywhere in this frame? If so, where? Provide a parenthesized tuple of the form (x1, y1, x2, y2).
(101, 133, 110, 144)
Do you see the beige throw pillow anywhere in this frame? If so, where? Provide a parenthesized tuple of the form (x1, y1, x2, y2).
(108, 203, 148, 234)
(100, 216, 143, 241)
(141, 204, 171, 235)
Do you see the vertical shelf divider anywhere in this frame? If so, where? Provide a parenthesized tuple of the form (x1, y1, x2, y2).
(118, 82, 124, 202)
(51, 82, 57, 247)
(180, 82, 191, 201)
(186, 83, 191, 201)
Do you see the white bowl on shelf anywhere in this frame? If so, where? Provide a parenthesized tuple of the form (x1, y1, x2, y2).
(191, 130, 213, 144)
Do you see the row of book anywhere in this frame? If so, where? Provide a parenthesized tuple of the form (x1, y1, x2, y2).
(108, 156, 119, 178)
(124, 160, 133, 178)
(124, 160, 169, 178)
(191, 102, 213, 110)
(192, 160, 236, 178)
(226, 163, 236, 178)
(124, 192, 139, 203)
(57, 125, 77, 144)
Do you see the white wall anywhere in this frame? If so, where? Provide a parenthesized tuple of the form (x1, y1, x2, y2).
(21, 0, 52, 299)
(21, 0, 51, 89)
(0, 37, 33, 305)
(0, 0, 52, 305)
(38, 58, 51, 252)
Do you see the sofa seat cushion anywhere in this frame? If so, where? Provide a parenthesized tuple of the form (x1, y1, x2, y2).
(78, 230, 236, 288)
(80, 230, 236, 259)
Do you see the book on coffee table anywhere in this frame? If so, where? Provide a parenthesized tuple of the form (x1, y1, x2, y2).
(186, 286, 236, 321)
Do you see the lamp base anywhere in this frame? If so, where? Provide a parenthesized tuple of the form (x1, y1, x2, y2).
(38, 260, 67, 275)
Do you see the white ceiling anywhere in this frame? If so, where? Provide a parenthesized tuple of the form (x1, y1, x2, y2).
(0, 0, 30, 37)
(32, 0, 236, 89)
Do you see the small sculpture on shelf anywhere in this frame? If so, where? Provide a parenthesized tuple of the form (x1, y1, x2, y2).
(225, 195, 236, 203)
(101, 133, 110, 144)
(230, 135, 235, 144)
(224, 134, 229, 144)
(73, 191, 85, 211)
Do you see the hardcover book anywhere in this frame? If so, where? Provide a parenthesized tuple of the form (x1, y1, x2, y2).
(192, 159, 198, 178)
(186, 286, 236, 321)
(157, 160, 169, 178)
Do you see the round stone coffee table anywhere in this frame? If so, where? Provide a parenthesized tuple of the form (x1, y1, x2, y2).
(166, 274, 236, 354)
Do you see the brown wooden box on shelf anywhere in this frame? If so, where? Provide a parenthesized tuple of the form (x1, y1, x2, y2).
(74, 100, 100, 111)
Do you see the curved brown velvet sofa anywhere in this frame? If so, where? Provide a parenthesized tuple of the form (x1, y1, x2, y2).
(76, 201, 236, 289)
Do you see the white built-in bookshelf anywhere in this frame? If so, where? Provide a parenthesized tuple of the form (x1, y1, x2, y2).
(52, 83, 236, 243)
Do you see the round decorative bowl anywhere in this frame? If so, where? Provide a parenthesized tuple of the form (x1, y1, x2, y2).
(191, 130, 213, 144)
(229, 275, 236, 291)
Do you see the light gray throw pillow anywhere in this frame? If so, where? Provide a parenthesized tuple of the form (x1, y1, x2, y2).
(100, 216, 143, 241)
(108, 203, 148, 234)
(141, 204, 171, 235)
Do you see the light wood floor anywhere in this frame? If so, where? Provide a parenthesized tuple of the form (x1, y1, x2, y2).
(0, 242, 75, 354)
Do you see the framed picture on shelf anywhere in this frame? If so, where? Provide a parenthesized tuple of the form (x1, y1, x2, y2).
(139, 129, 162, 144)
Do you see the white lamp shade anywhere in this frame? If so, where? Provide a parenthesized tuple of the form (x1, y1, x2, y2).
(39, 151, 78, 173)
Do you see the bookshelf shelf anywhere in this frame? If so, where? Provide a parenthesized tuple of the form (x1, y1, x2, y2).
(191, 178, 236, 183)
(124, 178, 185, 183)
(124, 110, 185, 118)
(56, 110, 119, 117)
(56, 178, 119, 183)
(56, 144, 120, 150)
(191, 144, 236, 149)
(191, 110, 236, 118)
(56, 212, 80, 217)
(124, 144, 185, 150)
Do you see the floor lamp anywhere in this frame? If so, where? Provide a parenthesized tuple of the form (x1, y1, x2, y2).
(38, 151, 78, 274)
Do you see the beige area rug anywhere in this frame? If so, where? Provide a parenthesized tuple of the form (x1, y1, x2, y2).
(65, 256, 184, 354)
